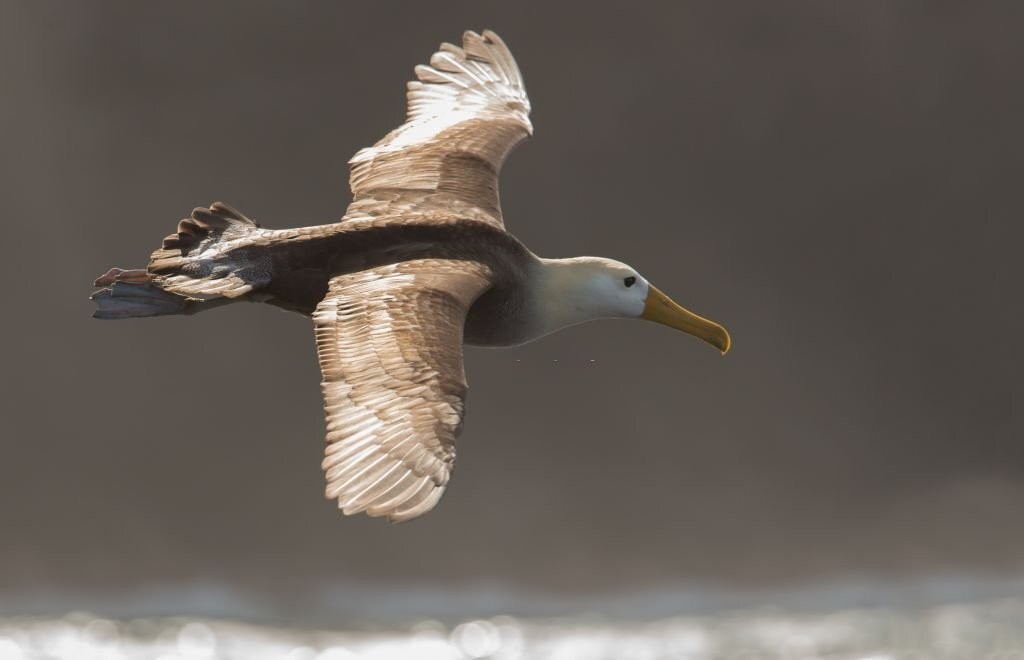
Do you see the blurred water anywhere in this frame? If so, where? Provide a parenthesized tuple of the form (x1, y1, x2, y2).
(1, 577, 1023, 659)
(1, 601, 1023, 660)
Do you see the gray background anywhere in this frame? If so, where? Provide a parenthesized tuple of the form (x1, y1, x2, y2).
(0, 1, 1020, 598)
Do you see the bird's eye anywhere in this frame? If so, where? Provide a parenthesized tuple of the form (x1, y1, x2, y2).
(623, 276, 636, 288)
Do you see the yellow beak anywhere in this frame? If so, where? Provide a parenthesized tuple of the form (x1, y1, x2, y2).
(642, 285, 731, 355)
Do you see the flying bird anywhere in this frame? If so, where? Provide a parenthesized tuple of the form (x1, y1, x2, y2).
(92, 30, 730, 522)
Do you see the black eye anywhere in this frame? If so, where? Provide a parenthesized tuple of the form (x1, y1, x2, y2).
(623, 276, 636, 287)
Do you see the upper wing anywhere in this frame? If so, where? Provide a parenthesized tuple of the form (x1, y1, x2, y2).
(313, 259, 493, 522)
(346, 30, 532, 229)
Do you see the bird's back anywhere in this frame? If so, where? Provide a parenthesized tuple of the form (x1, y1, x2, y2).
(156, 210, 531, 317)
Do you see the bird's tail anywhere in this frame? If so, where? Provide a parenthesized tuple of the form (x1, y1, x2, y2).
(90, 269, 194, 319)
(90, 201, 265, 319)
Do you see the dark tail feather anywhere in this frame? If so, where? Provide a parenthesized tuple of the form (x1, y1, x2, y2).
(92, 201, 260, 319)
(159, 201, 259, 251)
(91, 270, 193, 319)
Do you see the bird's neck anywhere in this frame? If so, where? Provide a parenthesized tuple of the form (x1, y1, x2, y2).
(526, 258, 604, 339)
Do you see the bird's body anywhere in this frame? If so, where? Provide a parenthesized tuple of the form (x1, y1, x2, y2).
(92, 30, 730, 522)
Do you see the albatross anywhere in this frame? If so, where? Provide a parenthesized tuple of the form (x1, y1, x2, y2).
(91, 29, 730, 522)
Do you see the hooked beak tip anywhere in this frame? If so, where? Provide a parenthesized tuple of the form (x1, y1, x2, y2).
(714, 328, 732, 356)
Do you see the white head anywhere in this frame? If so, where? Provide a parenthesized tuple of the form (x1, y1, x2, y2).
(533, 256, 730, 353)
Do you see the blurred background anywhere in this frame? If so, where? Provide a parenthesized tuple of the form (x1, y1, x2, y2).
(1, 1, 1021, 657)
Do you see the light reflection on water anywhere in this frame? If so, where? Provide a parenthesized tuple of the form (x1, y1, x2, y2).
(0, 599, 1023, 660)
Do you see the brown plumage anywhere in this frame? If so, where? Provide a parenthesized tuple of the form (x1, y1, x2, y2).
(92, 29, 731, 522)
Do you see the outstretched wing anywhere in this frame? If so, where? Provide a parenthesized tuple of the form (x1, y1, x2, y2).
(313, 259, 493, 522)
(347, 30, 532, 228)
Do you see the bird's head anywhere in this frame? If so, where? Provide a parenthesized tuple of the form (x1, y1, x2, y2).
(537, 256, 730, 354)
